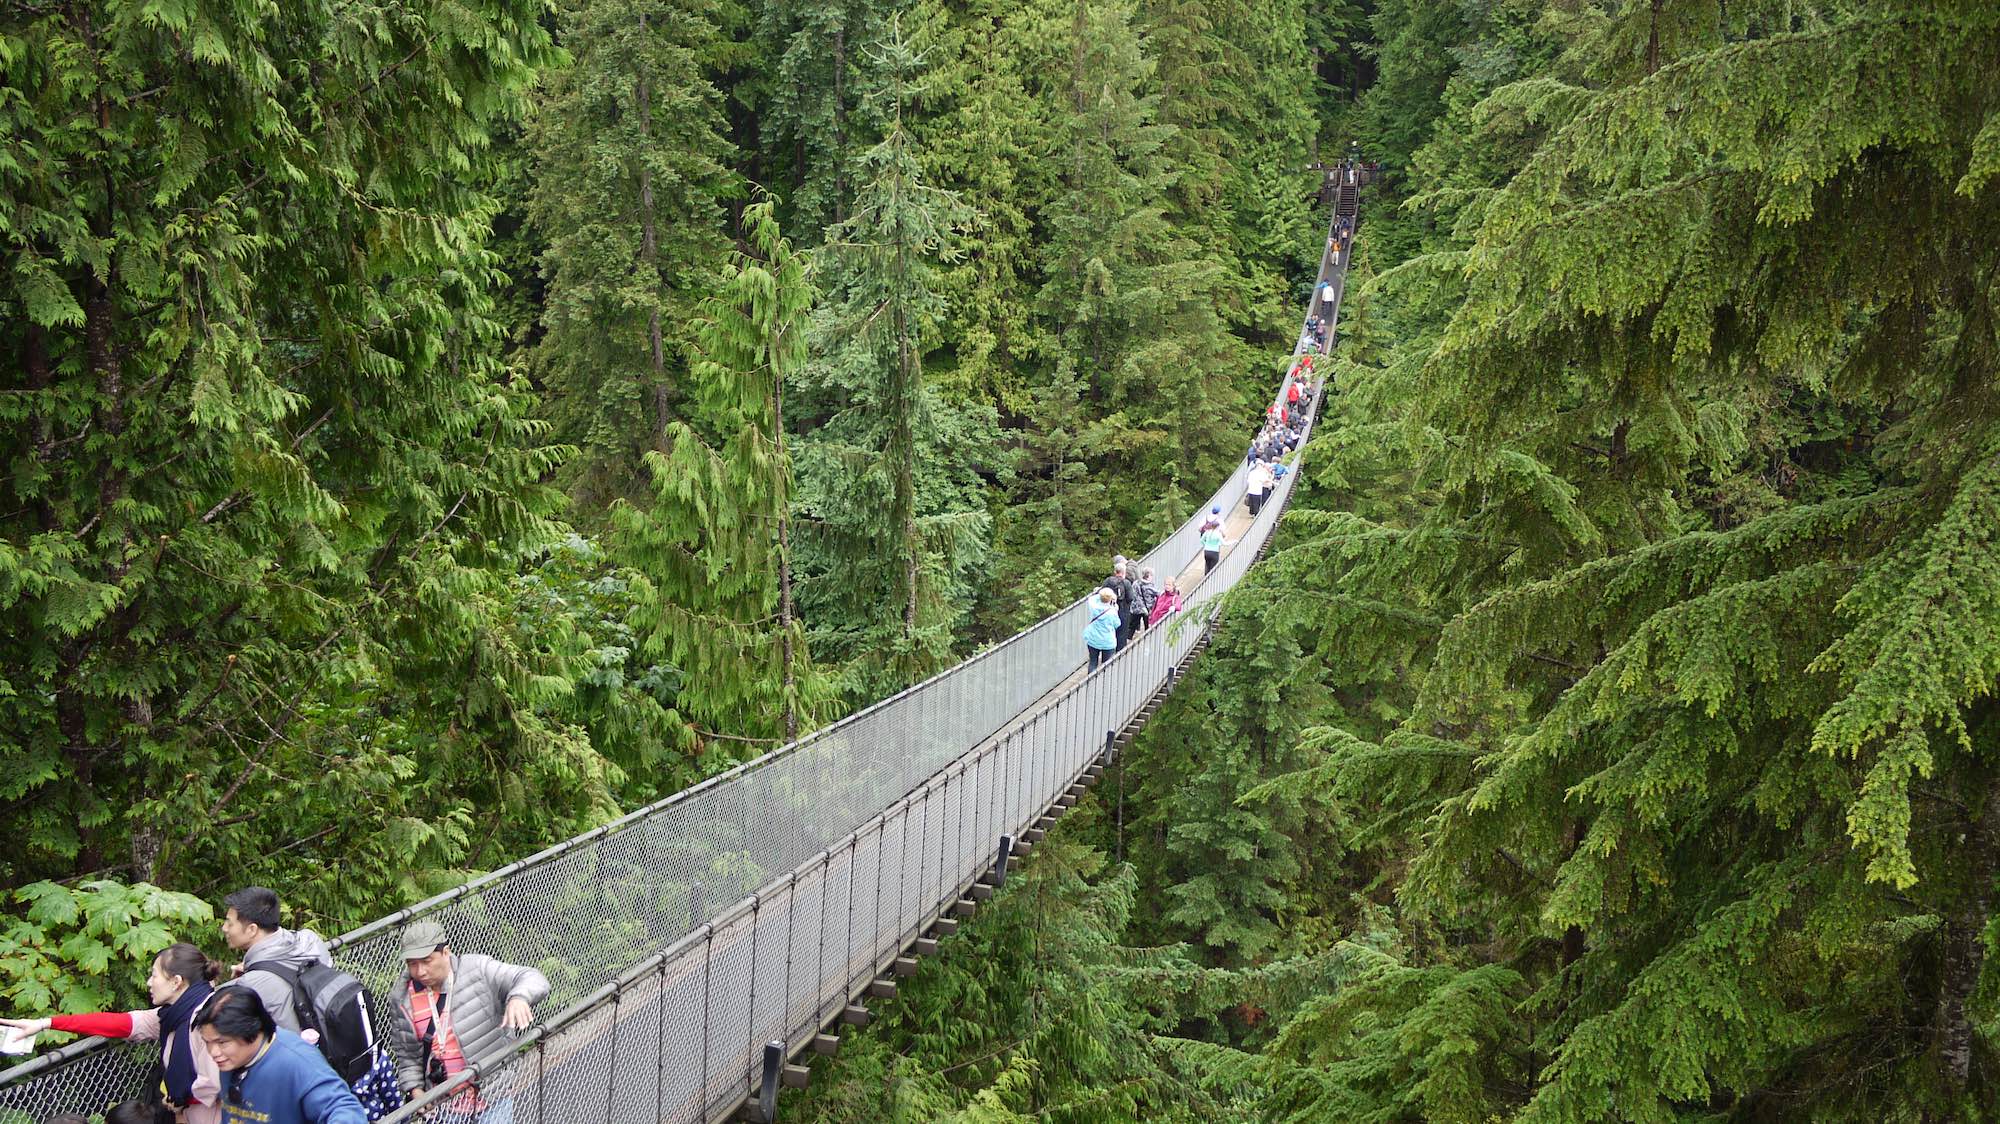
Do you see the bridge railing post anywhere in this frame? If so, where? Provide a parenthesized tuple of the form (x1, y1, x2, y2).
(758, 1039, 783, 1122)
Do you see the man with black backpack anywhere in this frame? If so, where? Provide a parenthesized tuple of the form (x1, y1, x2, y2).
(220, 887, 399, 1120)
(221, 888, 337, 1039)
(1105, 558, 1143, 650)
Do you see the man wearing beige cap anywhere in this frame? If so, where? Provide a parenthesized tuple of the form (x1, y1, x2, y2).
(384, 920, 549, 1118)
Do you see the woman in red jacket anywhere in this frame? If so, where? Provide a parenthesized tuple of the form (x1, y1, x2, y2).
(2, 943, 224, 1123)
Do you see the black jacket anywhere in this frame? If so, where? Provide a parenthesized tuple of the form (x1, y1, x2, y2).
(1106, 574, 1142, 622)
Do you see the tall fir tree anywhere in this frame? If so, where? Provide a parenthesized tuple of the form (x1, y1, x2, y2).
(1022, 0, 1248, 584)
(751, 0, 893, 237)
(527, 0, 738, 515)
(792, 17, 995, 697)
(613, 197, 831, 751)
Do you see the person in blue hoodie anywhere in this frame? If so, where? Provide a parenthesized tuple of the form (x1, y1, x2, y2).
(1082, 588, 1120, 672)
(196, 989, 367, 1124)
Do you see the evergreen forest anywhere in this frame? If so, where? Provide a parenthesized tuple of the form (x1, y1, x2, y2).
(4, 0, 1999, 1119)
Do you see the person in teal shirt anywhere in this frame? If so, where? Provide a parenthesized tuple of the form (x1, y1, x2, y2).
(1082, 588, 1120, 672)
(1201, 524, 1232, 576)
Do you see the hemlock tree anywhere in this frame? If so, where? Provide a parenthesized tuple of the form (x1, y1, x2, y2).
(792, 19, 993, 696)
(613, 198, 831, 750)
(752, 0, 892, 236)
(528, 0, 737, 515)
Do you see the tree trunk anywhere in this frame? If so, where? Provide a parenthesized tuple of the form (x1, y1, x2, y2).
(773, 333, 798, 742)
(67, 150, 126, 876)
(1646, 0, 1664, 75)
(893, 296, 918, 649)
(130, 822, 164, 883)
(833, 25, 848, 224)
(23, 325, 58, 538)
(24, 325, 53, 467)
(1560, 818, 1588, 968)
(636, 15, 669, 446)
(1933, 769, 1999, 1099)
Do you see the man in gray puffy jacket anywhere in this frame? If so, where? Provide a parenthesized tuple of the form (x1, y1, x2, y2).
(221, 885, 336, 1035)
(386, 919, 550, 1108)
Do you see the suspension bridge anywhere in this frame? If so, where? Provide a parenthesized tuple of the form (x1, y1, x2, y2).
(0, 169, 1366, 1124)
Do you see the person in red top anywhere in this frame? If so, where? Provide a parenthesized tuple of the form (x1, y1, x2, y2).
(1147, 578, 1183, 626)
(2, 944, 224, 1123)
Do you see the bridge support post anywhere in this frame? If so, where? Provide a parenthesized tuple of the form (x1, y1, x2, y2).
(994, 835, 1013, 886)
(1102, 729, 1115, 765)
(690, 879, 706, 930)
(757, 1040, 783, 1122)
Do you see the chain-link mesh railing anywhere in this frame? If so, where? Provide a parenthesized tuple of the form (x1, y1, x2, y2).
(0, 171, 1361, 1124)
(374, 177, 1357, 1124)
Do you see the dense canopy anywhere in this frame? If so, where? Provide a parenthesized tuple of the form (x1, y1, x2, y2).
(4, 0, 1997, 1119)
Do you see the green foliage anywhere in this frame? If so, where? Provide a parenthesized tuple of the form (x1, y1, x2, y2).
(612, 197, 836, 749)
(528, 0, 739, 513)
(786, 834, 1217, 1124)
(0, 882, 209, 1017)
(791, 18, 997, 696)
(1126, 1, 2000, 1119)
(0, 0, 610, 917)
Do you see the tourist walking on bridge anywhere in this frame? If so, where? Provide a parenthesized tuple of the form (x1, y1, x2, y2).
(387, 920, 547, 1121)
(1084, 588, 1120, 672)
(1201, 522, 1231, 575)
(1148, 578, 1183, 626)
(1247, 459, 1275, 516)
(195, 989, 367, 1124)
(3, 944, 224, 1123)
(1135, 567, 1161, 633)
(1104, 558, 1143, 649)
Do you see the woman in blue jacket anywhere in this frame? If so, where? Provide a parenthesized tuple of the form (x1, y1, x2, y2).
(196, 989, 367, 1124)
(1083, 588, 1120, 672)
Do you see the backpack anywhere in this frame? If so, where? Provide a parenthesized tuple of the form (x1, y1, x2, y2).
(254, 961, 383, 1085)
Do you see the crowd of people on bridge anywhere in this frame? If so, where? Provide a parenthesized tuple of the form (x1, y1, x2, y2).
(1079, 259, 1339, 672)
(1075, 187, 1359, 674)
(6, 888, 544, 1124)
(11, 170, 1360, 1124)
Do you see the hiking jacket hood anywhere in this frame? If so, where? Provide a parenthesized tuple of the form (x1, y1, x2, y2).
(236, 928, 335, 1034)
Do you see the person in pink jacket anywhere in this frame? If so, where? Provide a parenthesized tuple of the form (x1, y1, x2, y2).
(2, 943, 224, 1123)
(1147, 578, 1183, 626)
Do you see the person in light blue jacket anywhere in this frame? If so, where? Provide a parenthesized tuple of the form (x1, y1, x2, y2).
(196, 989, 367, 1124)
(1082, 588, 1120, 672)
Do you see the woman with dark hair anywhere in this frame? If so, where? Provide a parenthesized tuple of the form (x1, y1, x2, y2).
(194, 988, 365, 1124)
(106, 1100, 176, 1124)
(2, 944, 223, 1123)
